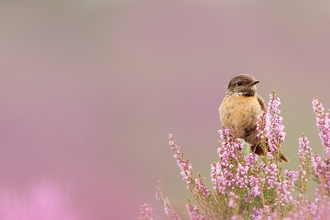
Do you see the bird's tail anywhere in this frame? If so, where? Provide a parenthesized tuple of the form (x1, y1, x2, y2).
(251, 144, 289, 163)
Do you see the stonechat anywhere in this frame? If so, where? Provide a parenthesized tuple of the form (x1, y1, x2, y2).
(219, 74, 289, 163)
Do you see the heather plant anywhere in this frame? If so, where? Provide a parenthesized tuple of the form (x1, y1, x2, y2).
(138, 93, 330, 220)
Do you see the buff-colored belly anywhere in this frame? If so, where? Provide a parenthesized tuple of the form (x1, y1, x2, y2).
(219, 95, 262, 142)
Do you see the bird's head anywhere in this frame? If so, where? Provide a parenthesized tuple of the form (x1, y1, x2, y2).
(226, 74, 260, 96)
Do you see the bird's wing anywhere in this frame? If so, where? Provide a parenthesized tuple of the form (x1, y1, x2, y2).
(256, 93, 266, 111)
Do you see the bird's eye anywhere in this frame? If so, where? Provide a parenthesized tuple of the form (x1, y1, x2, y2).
(237, 81, 242, 86)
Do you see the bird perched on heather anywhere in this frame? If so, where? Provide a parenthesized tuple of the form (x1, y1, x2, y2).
(219, 74, 289, 163)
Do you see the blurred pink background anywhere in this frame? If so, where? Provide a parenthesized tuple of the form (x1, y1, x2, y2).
(1, 1, 330, 219)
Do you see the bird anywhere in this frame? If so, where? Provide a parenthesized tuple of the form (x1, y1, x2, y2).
(218, 74, 289, 163)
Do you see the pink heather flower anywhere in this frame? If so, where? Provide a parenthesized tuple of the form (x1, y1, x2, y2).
(275, 170, 297, 206)
(211, 161, 231, 194)
(250, 185, 260, 197)
(249, 176, 258, 187)
(263, 162, 278, 189)
(155, 183, 164, 201)
(244, 176, 260, 201)
(156, 186, 181, 220)
(234, 163, 249, 189)
(266, 93, 286, 157)
(245, 153, 257, 166)
(298, 135, 312, 161)
(218, 128, 243, 161)
(211, 161, 233, 195)
(186, 203, 205, 220)
(177, 158, 193, 185)
(211, 128, 245, 194)
(312, 97, 330, 158)
(311, 154, 330, 191)
(256, 110, 268, 140)
(251, 207, 263, 219)
(264, 205, 270, 213)
(168, 134, 193, 187)
(307, 202, 318, 219)
(298, 135, 313, 185)
(312, 153, 323, 176)
(195, 174, 210, 197)
(306, 179, 330, 220)
(138, 203, 154, 220)
(164, 205, 181, 220)
(285, 170, 297, 188)
(210, 162, 218, 190)
(228, 192, 239, 208)
(286, 205, 307, 220)
(146, 95, 330, 219)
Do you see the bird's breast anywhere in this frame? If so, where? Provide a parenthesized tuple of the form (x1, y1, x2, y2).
(219, 95, 263, 141)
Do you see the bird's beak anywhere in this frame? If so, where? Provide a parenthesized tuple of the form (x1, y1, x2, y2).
(249, 80, 260, 86)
